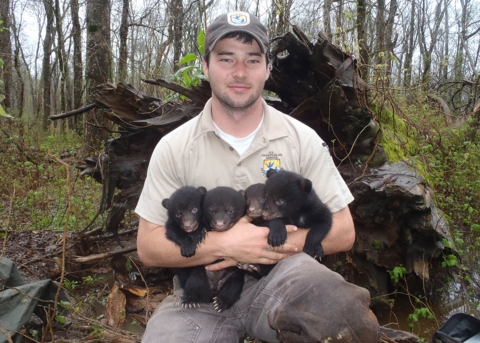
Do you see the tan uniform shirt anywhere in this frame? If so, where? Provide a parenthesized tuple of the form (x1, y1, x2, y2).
(135, 99, 354, 225)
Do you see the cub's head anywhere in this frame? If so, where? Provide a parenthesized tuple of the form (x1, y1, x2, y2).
(203, 187, 246, 232)
(162, 186, 207, 233)
(262, 169, 312, 221)
(244, 183, 266, 218)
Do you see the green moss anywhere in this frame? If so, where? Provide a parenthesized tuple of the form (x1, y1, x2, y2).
(369, 103, 433, 183)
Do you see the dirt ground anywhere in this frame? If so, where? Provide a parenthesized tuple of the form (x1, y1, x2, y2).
(1, 228, 172, 342)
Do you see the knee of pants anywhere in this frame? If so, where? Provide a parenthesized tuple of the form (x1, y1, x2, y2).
(266, 254, 380, 343)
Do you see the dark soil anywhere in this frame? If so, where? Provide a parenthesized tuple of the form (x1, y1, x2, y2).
(0, 228, 172, 343)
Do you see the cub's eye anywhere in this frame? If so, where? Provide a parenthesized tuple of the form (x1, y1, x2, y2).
(209, 209, 215, 214)
(275, 199, 284, 206)
(175, 212, 182, 218)
(246, 200, 251, 205)
(227, 209, 234, 214)
(191, 208, 198, 214)
(259, 198, 265, 204)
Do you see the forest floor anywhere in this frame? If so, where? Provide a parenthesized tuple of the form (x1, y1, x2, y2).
(0, 228, 171, 343)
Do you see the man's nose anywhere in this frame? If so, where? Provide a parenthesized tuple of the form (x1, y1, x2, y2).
(233, 62, 247, 79)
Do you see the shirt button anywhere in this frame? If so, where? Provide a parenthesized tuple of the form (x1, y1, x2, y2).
(229, 147, 234, 151)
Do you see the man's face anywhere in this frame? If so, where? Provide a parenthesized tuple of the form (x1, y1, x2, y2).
(203, 37, 270, 112)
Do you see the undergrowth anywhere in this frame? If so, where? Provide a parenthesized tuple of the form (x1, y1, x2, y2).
(0, 118, 105, 232)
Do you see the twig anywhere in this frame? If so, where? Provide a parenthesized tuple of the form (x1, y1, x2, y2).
(73, 245, 137, 263)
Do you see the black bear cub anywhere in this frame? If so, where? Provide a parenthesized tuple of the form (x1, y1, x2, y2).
(170, 186, 247, 313)
(162, 186, 207, 258)
(262, 169, 333, 260)
(244, 183, 266, 221)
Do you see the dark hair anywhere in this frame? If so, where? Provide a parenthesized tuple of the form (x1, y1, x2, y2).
(203, 31, 270, 66)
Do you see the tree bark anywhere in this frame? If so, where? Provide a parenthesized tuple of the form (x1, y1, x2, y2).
(53, 0, 68, 133)
(356, 0, 369, 82)
(42, 0, 55, 129)
(117, 0, 129, 82)
(170, 0, 183, 72)
(0, 0, 13, 111)
(85, 0, 112, 152)
(70, 0, 83, 133)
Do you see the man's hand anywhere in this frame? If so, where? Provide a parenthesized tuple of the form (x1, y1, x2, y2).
(205, 217, 299, 271)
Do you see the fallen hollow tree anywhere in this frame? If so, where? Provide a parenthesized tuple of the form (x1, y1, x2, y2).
(50, 26, 455, 315)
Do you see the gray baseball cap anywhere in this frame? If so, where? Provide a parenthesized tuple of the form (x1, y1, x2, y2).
(205, 11, 269, 54)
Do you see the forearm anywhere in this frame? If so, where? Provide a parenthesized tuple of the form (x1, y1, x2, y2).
(284, 206, 355, 256)
(137, 216, 297, 269)
(137, 217, 226, 268)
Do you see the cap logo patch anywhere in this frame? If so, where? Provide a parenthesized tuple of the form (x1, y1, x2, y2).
(228, 12, 250, 26)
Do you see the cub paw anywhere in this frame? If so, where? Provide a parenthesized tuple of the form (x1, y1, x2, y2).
(181, 299, 200, 309)
(180, 242, 197, 258)
(268, 230, 287, 247)
(212, 296, 229, 313)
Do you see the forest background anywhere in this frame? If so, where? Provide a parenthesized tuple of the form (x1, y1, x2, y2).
(0, 0, 479, 340)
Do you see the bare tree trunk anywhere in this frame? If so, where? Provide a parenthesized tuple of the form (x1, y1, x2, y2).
(0, 0, 13, 111)
(403, 0, 416, 87)
(54, 0, 67, 133)
(42, 0, 55, 130)
(419, 0, 446, 88)
(375, 0, 385, 57)
(384, 0, 398, 86)
(9, 12, 25, 117)
(85, 0, 112, 152)
(323, 0, 332, 38)
(13, 38, 25, 117)
(170, 0, 183, 72)
(117, 0, 129, 82)
(357, 0, 369, 82)
(335, 0, 346, 46)
(71, 0, 83, 133)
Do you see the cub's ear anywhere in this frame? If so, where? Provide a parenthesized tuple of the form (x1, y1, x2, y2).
(266, 168, 278, 178)
(299, 178, 313, 193)
(162, 198, 170, 209)
(197, 186, 207, 196)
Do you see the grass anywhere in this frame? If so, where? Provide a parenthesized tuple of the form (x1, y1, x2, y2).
(0, 118, 105, 232)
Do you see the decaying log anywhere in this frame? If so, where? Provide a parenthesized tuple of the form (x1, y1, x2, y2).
(53, 27, 455, 315)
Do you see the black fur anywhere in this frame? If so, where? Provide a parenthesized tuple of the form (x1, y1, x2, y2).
(172, 186, 247, 312)
(244, 183, 266, 220)
(162, 186, 207, 258)
(262, 169, 333, 260)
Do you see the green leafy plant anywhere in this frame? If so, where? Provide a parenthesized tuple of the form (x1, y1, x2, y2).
(407, 307, 434, 330)
(170, 30, 206, 89)
(442, 254, 458, 268)
(388, 264, 407, 283)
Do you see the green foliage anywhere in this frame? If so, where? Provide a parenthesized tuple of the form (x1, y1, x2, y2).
(371, 104, 418, 162)
(441, 254, 458, 268)
(388, 264, 407, 283)
(407, 307, 434, 330)
(0, 119, 105, 232)
(170, 30, 206, 89)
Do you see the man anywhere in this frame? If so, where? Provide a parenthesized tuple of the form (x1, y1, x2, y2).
(136, 11, 379, 343)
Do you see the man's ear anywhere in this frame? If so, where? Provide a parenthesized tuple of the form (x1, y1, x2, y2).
(266, 63, 271, 81)
(202, 58, 209, 79)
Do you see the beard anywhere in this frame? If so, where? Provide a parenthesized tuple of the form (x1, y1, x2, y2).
(211, 82, 265, 115)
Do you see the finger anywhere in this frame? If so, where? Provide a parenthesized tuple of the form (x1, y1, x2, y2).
(205, 259, 236, 271)
(239, 215, 253, 223)
(286, 225, 298, 232)
(275, 243, 299, 253)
